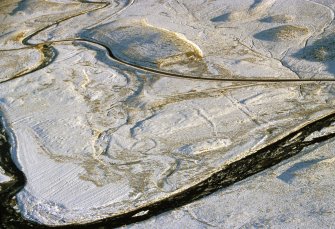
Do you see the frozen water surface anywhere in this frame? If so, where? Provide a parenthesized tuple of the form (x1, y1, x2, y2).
(1, 0, 335, 227)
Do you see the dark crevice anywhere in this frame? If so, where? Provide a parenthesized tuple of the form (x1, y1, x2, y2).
(1, 111, 335, 228)
(0, 44, 58, 84)
(2, 1, 335, 85)
(0, 119, 42, 228)
(71, 38, 335, 83)
(20, 1, 109, 46)
(5, 29, 335, 84)
(0, 1, 109, 84)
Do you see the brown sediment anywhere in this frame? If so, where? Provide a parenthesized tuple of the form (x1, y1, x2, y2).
(2, 0, 335, 228)
(96, 19, 205, 74)
(260, 14, 294, 23)
(147, 88, 232, 112)
(254, 25, 309, 42)
(274, 25, 309, 41)
(3, 110, 335, 228)
(0, 0, 110, 84)
(314, 47, 328, 61)
(12, 32, 26, 42)
(0, 44, 57, 84)
(77, 39, 335, 82)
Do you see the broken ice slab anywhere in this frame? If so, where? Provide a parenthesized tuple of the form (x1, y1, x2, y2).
(0, 167, 12, 188)
(82, 19, 207, 76)
(0, 45, 55, 83)
(1, 0, 335, 226)
(0, 0, 98, 49)
(128, 137, 335, 228)
(1, 41, 335, 225)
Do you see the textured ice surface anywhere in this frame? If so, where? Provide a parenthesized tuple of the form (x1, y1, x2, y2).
(1, 0, 335, 227)
(127, 138, 335, 228)
(0, 167, 11, 185)
(0, 48, 42, 83)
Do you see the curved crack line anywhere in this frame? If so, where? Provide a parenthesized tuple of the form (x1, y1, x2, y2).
(80, 38, 335, 82)
(76, 111, 335, 228)
(0, 44, 58, 84)
(7, 36, 335, 85)
(1, 0, 335, 228)
(2, 1, 335, 84)
(21, 1, 109, 46)
(0, 116, 42, 228)
(0, 0, 110, 84)
(2, 109, 335, 228)
(299, 0, 334, 61)
(24, 37, 335, 83)
(85, 0, 136, 29)
(4, 35, 335, 84)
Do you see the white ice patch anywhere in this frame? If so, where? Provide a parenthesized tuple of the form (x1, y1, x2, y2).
(174, 138, 232, 155)
(0, 167, 12, 184)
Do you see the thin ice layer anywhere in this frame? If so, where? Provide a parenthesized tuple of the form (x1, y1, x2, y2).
(1, 0, 335, 226)
(128, 139, 335, 228)
(1, 41, 335, 225)
(0, 47, 43, 83)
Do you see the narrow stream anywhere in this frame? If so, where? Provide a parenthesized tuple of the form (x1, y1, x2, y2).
(1, 111, 335, 228)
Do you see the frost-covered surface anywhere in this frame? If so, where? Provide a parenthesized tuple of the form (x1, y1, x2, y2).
(0, 167, 11, 185)
(0, 130, 12, 188)
(0, 48, 43, 82)
(1, 0, 335, 227)
(127, 139, 335, 228)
